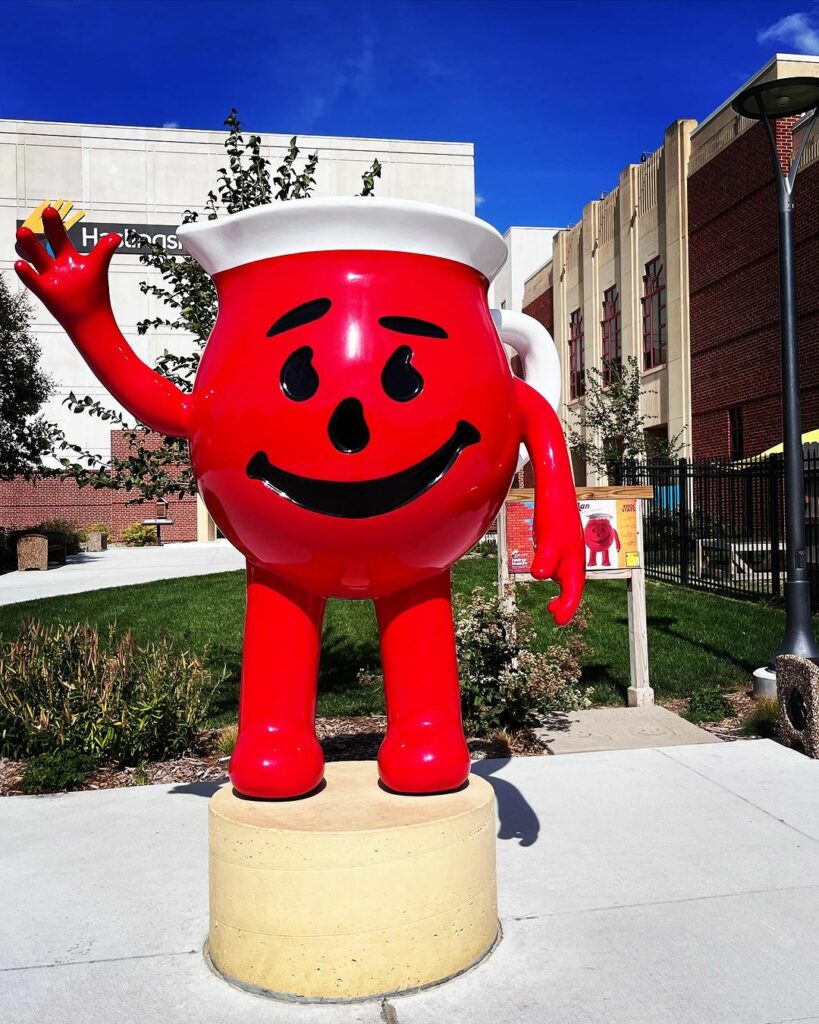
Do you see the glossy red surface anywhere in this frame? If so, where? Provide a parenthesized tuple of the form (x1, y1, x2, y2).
(193, 250, 520, 598)
(16, 207, 584, 799)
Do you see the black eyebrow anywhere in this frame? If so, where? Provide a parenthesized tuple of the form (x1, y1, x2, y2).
(379, 316, 448, 339)
(267, 298, 331, 336)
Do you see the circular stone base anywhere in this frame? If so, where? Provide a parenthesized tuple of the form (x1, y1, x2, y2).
(208, 761, 498, 1001)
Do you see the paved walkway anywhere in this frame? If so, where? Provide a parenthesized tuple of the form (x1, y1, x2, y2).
(538, 704, 720, 753)
(0, 541, 244, 606)
(3, 740, 819, 1024)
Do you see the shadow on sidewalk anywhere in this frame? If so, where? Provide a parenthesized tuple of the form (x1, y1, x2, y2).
(471, 757, 540, 847)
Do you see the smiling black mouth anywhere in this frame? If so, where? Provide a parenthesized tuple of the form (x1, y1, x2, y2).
(246, 420, 480, 519)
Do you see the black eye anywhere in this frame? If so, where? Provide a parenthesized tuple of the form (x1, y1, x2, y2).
(268, 298, 331, 336)
(382, 346, 423, 402)
(379, 316, 447, 339)
(280, 346, 318, 401)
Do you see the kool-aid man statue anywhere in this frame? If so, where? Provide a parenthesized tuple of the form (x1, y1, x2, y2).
(15, 198, 584, 798)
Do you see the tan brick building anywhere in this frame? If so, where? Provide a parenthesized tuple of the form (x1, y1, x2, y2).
(523, 53, 819, 482)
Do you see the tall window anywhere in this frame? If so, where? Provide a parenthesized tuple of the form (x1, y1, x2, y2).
(601, 285, 622, 384)
(729, 406, 744, 460)
(642, 256, 667, 370)
(569, 309, 585, 399)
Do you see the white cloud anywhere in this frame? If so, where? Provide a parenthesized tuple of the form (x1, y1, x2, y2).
(162, 121, 180, 129)
(758, 11, 819, 53)
(475, 193, 486, 208)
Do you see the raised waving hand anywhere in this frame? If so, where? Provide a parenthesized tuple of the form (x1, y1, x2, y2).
(15, 205, 191, 438)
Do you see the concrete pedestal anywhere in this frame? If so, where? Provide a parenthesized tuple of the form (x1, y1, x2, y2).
(753, 666, 777, 699)
(207, 761, 498, 1001)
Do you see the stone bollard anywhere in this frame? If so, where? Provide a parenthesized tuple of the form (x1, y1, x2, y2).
(775, 655, 819, 758)
(85, 531, 107, 552)
(16, 533, 48, 571)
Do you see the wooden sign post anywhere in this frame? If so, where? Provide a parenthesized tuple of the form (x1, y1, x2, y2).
(497, 486, 655, 707)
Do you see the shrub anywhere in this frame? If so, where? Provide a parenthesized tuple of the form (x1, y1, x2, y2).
(742, 697, 779, 738)
(0, 527, 13, 569)
(85, 521, 110, 536)
(216, 724, 238, 756)
(455, 587, 592, 738)
(684, 682, 735, 724)
(121, 522, 157, 546)
(20, 749, 98, 795)
(0, 620, 216, 764)
(469, 538, 498, 559)
(29, 517, 83, 554)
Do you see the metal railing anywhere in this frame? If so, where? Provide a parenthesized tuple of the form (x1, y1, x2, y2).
(625, 445, 819, 604)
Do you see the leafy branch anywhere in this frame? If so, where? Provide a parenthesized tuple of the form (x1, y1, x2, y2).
(567, 356, 684, 483)
(57, 110, 381, 502)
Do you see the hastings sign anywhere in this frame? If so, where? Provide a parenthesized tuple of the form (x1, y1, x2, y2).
(17, 200, 183, 256)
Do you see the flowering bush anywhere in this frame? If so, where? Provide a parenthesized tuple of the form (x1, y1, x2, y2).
(455, 586, 591, 738)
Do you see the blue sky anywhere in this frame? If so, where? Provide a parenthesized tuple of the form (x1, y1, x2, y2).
(1, 0, 817, 231)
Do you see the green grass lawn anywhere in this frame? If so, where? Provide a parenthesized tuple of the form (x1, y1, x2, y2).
(0, 557, 798, 725)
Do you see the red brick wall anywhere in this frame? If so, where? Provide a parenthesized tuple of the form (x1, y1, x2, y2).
(523, 286, 554, 337)
(688, 117, 819, 459)
(0, 430, 198, 542)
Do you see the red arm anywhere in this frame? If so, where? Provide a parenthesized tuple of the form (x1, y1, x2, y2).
(613, 528, 621, 552)
(15, 206, 191, 438)
(514, 377, 585, 626)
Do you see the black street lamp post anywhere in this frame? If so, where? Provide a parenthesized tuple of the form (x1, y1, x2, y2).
(731, 77, 819, 678)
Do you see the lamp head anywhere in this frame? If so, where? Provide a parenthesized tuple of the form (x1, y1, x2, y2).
(732, 76, 819, 120)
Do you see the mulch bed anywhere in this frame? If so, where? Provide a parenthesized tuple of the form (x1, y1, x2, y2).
(661, 689, 757, 742)
(0, 691, 776, 797)
(0, 717, 544, 797)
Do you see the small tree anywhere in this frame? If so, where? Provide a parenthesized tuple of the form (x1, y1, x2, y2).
(0, 275, 61, 480)
(58, 110, 382, 501)
(567, 356, 682, 483)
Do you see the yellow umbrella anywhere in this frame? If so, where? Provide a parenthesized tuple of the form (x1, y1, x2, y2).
(750, 428, 819, 460)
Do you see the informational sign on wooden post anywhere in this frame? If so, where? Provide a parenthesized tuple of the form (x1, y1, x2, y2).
(497, 486, 655, 707)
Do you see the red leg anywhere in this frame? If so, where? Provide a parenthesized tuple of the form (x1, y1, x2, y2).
(230, 562, 325, 798)
(375, 569, 470, 794)
(602, 547, 611, 567)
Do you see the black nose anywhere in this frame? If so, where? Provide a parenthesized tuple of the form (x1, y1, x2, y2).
(328, 397, 370, 453)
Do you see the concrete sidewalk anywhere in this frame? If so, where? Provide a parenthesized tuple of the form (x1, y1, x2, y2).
(538, 704, 721, 753)
(0, 540, 244, 606)
(3, 740, 819, 1024)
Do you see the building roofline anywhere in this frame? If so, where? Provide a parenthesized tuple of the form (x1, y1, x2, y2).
(523, 255, 555, 286)
(692, 53, 819, 139)
(0, 117, 474, 151)
(503, 225, 561, 233)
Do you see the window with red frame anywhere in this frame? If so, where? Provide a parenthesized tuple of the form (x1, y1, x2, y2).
(729, 406, 744, 460)
(601, 285, 622, 384)
(642, 257, 667, 370)
(569, 309, 585, 399)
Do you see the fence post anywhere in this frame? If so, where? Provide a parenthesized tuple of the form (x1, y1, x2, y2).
(770, 453, 782, 599)
(678, 458, 689, 587)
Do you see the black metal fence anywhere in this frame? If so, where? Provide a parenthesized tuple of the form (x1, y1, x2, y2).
(627, 444, 819, 604)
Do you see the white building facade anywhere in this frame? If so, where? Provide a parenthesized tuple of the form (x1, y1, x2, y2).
(0, 120, 476, 465)
(490, 225, 557, 313)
